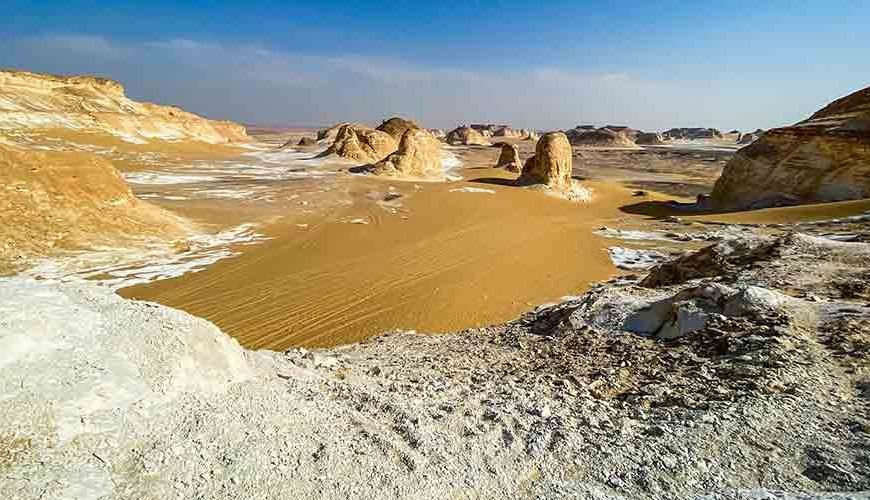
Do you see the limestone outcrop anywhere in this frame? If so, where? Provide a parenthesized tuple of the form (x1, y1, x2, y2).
(0, 144, 186, 273)
(376, 117, 421, 141)
(297, 136, 317, 146)
(319, 124, 398, 164)
(711, 85, 870, 210)
(566, 127, 638, 148)
(0, 70, 248, 144)
(495, 143, 522, 172)
(446, 126, 490, 146)
(365, 129, 444, 179)
(316, 122, 366, 142)
(517, 132, 590, 200)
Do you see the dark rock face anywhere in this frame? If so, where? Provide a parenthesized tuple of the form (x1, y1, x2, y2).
(662, 128, 723, 140)
(635, 132, 665, 145)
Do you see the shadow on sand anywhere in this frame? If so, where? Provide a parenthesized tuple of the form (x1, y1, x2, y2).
(469, 177, 518, 187)
(617, 198, 739, 220)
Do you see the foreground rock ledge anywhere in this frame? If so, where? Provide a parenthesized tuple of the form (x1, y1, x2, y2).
(2, 232, 868, 499)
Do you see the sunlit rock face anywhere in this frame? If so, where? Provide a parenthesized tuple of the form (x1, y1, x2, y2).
(319, 124, 398, 164)
(364, 128, 445, 179)
(711, 85, 870, 210)
(0, 70, 249, 144)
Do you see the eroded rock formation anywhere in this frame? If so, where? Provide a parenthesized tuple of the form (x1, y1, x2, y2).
(446, 126, 490, 146)
(517, 132, 590, 200)
(376, 117, 421, 141)
(711, 85, 870, 210)
(0, 145, 186, 273)
(365, 129, 444, 179)
(0, 70, 248, 144)
(319, 124, 398, 164)
(495, 143, 522, 172)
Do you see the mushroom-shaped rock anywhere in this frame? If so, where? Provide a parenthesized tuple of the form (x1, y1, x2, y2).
(517, 132, 590, 200)
(318, 124, 397, 164)
(446, 126, 490, 146)
(366, 129, 444, 179)
(376, 117, 421, 141)
(495, 143, 522, 172)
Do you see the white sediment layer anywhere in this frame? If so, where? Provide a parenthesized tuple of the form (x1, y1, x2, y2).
(22, 224, 269, 290)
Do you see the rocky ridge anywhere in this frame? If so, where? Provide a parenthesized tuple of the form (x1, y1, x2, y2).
(0, 70, 248, 145)
(711, 85, 870, 210)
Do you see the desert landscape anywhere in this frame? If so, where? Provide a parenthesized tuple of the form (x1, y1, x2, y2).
(1, 4, 870, 499)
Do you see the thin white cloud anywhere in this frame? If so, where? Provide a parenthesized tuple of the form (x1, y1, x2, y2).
(1, 33, 800, 130)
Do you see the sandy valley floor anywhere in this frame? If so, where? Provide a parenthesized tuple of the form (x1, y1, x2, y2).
(110, 134, 866, 349)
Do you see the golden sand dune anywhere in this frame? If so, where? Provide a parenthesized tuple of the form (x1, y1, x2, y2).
(122, 171, 660, 349)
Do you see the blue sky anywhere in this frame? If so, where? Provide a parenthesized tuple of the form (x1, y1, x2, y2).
(2, 0, 868, 130)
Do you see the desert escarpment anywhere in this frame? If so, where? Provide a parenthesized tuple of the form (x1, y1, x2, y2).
(711, 85, 870, 210)
(0, 70, 248, 144)
(0, 144, 186, 273)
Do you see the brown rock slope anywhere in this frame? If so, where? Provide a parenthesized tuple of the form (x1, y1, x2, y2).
(446, 126, 490, 146)
(495, 143, 522, 172)
(517, 132, 591, 200)
(0, 70, 248, 144)
(711, 85, 870, 210)
(635, 132, 665, 145)
(318, 124, 398, 164)
(365, 129, 444, 179)
(0, 145, 186, 274)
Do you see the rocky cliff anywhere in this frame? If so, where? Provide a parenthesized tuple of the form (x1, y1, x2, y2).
(711, 85, 870, 210)
(0, 70, 249, 144)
